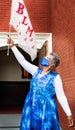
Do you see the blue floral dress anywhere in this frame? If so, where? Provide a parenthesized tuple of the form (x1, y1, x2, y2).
(20, 68, 60, 130)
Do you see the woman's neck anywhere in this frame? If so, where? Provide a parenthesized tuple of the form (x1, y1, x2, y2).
(41, 67, 50, 75)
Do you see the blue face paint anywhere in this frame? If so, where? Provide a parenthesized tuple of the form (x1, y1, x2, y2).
(40, 57, 50, 66)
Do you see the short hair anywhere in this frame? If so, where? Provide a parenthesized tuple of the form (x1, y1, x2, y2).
(50, 52, 60, 68)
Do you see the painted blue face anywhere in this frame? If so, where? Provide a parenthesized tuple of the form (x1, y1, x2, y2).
(40, 57, 50, 66)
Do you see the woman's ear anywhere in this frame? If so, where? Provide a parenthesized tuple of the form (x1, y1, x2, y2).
(50, 64, 55, 71)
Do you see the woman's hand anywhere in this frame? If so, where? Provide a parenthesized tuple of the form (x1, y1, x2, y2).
(67, 115, 74, 127)
(7, 35, 14, 47)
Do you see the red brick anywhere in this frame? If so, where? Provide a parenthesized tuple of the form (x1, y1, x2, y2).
(0, 0, 50, 32)
(51, 0, 75, 129)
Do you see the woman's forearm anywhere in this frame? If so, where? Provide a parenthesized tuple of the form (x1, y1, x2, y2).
(11, 46, 38, 75)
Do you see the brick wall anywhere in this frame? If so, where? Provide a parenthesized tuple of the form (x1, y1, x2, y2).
(0, 0, 11, 32)
(24, 0, 51, 32)
(0, 0, 51, 32)
(51, 0, 75, 130)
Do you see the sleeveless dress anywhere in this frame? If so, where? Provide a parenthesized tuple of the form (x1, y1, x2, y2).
(20, 68, 60, 130)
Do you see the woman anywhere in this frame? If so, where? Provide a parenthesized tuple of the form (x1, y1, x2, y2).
(7, 37, 73, 130)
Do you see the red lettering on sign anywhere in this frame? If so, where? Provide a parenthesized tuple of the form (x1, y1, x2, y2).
(16, 2, 34, 38)
(16, 2, 24, 15)
(32, 46, 35, 49)
(26, 26, 33, 37)
(22, 16, 28, 25)
(24, 37, 27, 41)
